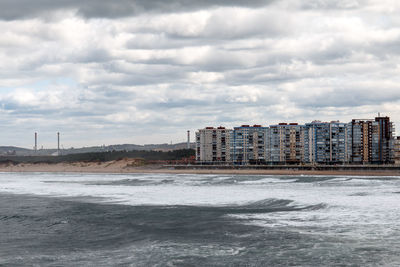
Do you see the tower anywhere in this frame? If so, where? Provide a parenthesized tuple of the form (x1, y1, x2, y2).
(34, 132, 37, 152)
(57, 132, 60, 155)
(187, 130, 190, 149)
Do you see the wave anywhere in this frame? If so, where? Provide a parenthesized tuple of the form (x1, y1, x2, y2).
(0, 193, 369, 267)
(87, 178, 175, 186)
(223, 198, 326, 214)
(290, 176, 343, 183)
(194, 175, 287, 186)
(349, 192, 370, 196)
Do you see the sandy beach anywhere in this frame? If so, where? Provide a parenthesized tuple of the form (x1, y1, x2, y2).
(0, 158, 400, 176)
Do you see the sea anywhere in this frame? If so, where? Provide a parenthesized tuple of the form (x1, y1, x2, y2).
(0, 172, 400, 266)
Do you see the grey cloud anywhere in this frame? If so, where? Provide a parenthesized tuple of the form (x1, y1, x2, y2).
(76, 48, 112, 64)
(2, 0, 400, 147)
(123, 8, 290, 45)
(300, 0, 365, 10)
(367, 37, 400, 59)
(0, 0, 276, 20)
(84, 64, 188, 86)
(293, 87, 400, 108)
(223, 66, 301, 86)
(145, 99, 209, 109)
(308, 45, 353, 65)
(125, 34, 192, 50)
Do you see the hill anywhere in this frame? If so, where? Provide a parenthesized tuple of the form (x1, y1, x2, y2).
(0, 149, 195, 164)
(0, 142, 195, 156)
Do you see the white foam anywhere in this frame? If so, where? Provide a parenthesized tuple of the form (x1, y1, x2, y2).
(1, 172, 400, 241)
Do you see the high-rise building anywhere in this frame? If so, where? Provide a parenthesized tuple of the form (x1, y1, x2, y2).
(348, 119, 380, 163)
(393, 137, 400, 165)
(266, 123, 305, 163)
(231, 125, 268, 164)
(375, 116, 395, 163)
(195, 115, 395, 165)
(195, 127, 232, 163)
(304, 121, 349, 164)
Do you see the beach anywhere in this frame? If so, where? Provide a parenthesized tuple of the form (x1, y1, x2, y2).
(1, 158, 400, 176)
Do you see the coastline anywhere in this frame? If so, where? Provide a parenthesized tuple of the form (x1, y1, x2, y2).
(1, 159, 400, 176)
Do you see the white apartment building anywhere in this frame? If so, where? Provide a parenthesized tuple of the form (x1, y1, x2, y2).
(195, 127, 232, 163)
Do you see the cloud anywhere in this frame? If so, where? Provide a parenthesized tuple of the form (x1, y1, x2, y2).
(1, 1, 400, 147)
(299, 0, 365, 10)
(0, 0, 276, 20)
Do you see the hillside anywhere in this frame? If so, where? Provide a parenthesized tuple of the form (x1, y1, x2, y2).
(0, 149, 195, 164)
(0, 142, 195, 156)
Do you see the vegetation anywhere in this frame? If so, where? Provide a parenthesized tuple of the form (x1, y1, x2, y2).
(0, 149, 195, 164)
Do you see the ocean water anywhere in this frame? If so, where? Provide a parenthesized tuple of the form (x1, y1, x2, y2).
(0, 173, 400, 266)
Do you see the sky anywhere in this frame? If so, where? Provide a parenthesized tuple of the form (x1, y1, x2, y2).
(1, 0, 400, 148)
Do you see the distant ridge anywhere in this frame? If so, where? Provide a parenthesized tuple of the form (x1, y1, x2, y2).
(0, 142, 195, 156)
(0, 146, 31, 155)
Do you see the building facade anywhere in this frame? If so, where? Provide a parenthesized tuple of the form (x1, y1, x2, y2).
(231, 125, 268, 164)
(375, 116, 395, 163)
(195, 127, 232, 163)
(394, 137, 400, 165)
(195, 116, 395, 165)
(266, 123, 305, 163)
(304, 121, 349, 164)
(348, 119, 380, 163)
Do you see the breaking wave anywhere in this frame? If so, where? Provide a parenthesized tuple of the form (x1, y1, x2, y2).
(1, 172, 400, 266)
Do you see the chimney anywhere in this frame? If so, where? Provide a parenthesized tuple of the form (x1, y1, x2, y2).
(34, 132, 37, 152)
(187, 130, 190, 149)
(57, 132, 60, 155)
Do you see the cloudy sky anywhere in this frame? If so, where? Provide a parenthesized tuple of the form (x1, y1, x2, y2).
(1, 0, 400, 148)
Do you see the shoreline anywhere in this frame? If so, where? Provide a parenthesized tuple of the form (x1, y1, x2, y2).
(1, 159, 400, 176)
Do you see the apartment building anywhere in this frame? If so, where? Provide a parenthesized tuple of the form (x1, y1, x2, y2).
(304, 121, 349, 164)
(195, 116, 395, 165)
(348, 119, 380, 163)
(375, 116, 395, 163)
(231, 125, 268, 164)
(195, 127, 232, 163)
(266, 123, 305, 163)
(394, 137, 400, 164)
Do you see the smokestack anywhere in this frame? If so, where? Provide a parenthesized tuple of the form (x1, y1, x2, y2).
(34, 132, 37, 152)
(57, 132, 60, 155)
(187, 130, 190, 149)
